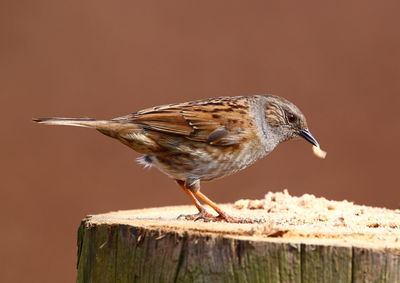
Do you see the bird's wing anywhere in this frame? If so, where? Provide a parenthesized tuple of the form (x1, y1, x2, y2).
(113, 97, 252, 146)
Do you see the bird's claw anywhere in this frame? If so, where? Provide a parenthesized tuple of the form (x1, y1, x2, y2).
(177, 210, 214, 221)
(194, 213, 255, 223)
(178, 211, 264, 224)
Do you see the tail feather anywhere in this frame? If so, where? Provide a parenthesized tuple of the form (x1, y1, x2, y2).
(33, 117, 95, 127)
(32, 117, 95, 123)
(32, 117, 131, 133)
(32, 117, 107, 128)
(33, 117, 153, 151)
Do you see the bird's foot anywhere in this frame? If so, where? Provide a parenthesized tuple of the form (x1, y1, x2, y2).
(195, 212, 258, 224)
(177, 210, 214, 221)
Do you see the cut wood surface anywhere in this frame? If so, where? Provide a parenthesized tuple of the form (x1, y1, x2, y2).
(77, 191, 400, 283)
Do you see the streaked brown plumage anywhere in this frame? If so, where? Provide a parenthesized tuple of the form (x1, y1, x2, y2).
(33, 95, 322, 223)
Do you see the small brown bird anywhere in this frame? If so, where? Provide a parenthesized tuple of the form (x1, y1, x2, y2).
(34, 95, 323, 223)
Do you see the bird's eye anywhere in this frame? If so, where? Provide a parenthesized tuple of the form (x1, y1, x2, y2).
(287, 113, 297, 123)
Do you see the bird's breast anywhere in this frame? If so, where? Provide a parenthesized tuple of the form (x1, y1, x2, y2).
(151, 139, 267, 182)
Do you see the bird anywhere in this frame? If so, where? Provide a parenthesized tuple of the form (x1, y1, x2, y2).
(33, 95, 323, 223)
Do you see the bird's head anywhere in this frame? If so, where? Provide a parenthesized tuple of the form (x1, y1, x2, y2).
(262, 95, 320, 147)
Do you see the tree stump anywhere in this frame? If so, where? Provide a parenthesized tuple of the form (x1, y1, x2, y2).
(77, 191, 400, 283)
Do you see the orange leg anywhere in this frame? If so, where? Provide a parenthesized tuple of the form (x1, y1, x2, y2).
(176, 180, 213, 220)
(176, 180, 247, 223)
(194, 191, 241, 223)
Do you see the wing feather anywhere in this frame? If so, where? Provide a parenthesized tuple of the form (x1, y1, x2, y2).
(112, 97, 251, 146)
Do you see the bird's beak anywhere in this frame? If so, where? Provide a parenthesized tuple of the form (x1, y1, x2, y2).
(299, 129, 319, 147)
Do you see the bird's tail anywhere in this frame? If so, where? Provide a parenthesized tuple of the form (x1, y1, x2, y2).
(33, 117, 157, 152)
(32, 117, 131, 136)
(33, 117, 109, 128)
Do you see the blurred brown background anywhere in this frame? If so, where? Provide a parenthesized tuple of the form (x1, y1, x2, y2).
(1, 0, 400, 282)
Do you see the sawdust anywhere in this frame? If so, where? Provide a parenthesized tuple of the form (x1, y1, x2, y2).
(87, 190, 400, 250)
(233, 190, 400, 248)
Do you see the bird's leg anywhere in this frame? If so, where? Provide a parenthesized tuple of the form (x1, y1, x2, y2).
(176, 180, 214, 220)
(177, 180, 250, 223)
(194, 191, 243, 223)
